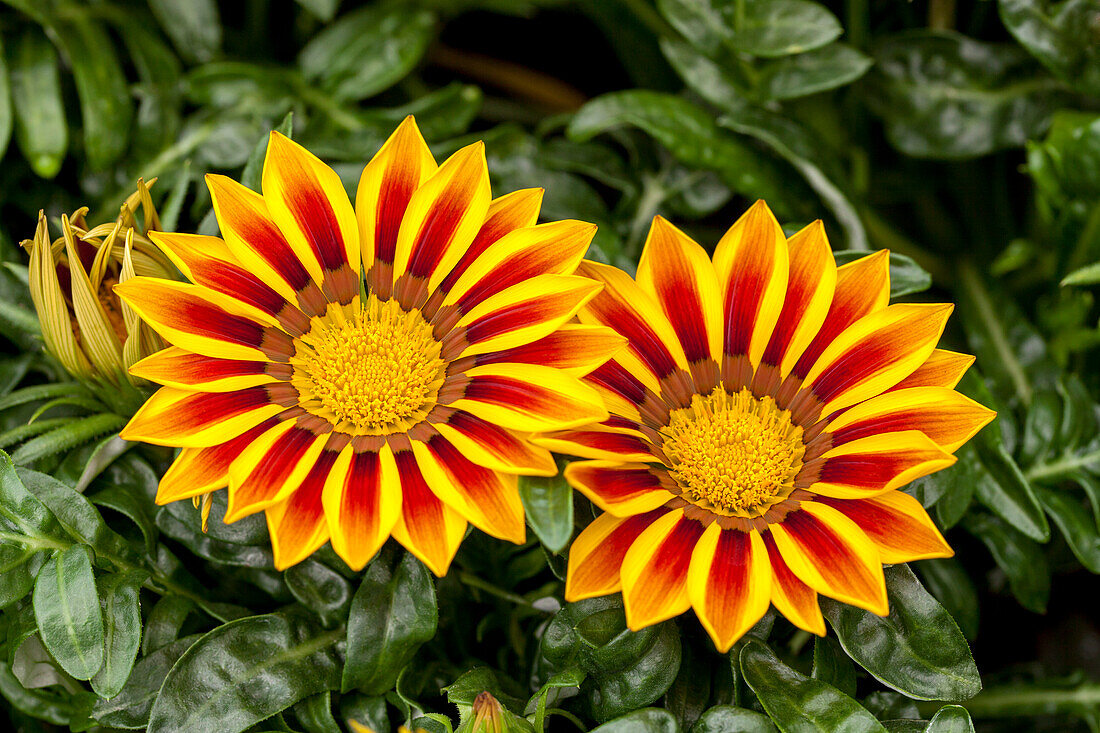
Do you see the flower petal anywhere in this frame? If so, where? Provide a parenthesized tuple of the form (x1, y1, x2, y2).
(412, 436, 526, 544)
(620, 509, 705, 629)
(770, 502, 888, 616)
(356, 116, 437, 296)
(688, 525, 771, 652)
(763, 532, 825, 635)
(576, 259, 689, 393)
(439, 188, 544, 295)
(455, 274, 602, 357)
(534, 427, 658, 463)
(564, 510, 662, 602)
(889, 349, 975, 391)
(444, 220, 595, 313)
(130, 347, 278, 392)
(114, 278, 295, 362)
(817, 492, 953, 564)
(390, 449, 467, 576)
(475, 323, 626, 376)
(712, 200, 788, 371)
(322, 443, 401, 571)
(826, 386, 996, 453)
(563, 461, 675, 516)
(810, 430, 956, 499)
(636, 216, 723, 384)
(263, 132, 360, 304)
(206, 173, 327, 316)
(803, 303, 953, 417)
(392, 142, 491, 296)
(450, 363, 608, 432)
(434, 410, 557, 476)
(121, 386, 285, 447)
(792, 250, 890, 379)
(226, 420, 328, 522)
(760, 221, 837, 379)
(266, 450, 338, 570)
(155, 418, 280, 503)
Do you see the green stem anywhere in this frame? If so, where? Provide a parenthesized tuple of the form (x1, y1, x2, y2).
(1025, 450, 1100, 482)
(958, 261, 1033, 406)
(458, 572, 536, 608)
(614, 0, 676, 37)
(920, 682, 1100, 718)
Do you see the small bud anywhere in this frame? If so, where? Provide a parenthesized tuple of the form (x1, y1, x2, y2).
(456, 691, 527, 733)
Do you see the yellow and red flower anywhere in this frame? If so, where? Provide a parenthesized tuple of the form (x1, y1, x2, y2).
(116, 118, 618, 573)
(537, 201, 995, 651)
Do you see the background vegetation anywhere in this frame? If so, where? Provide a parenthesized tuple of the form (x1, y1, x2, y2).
(1, 0, 1099, 731)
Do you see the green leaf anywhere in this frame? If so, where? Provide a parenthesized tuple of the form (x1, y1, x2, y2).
(48, 15, 133, 169)
(757, 43, 872, 101)
(590, 708, 678, 732)
(914, 558, 979, 641)
(973, 442, 1050, 542)
(92, 634, 200, 729)
(999, 0, 1100, 95)
(10, 414, 127, 466)
(147, 0, 222, 63)
(91, 571, 145, 699)
(868, 31, 1062, 159)
(740, 640, 887, 733)
(0, 547, 45, 610)
(691, 706, 776, 733)
(295, 0, 341, 21)
(0, 37, 12, 160)
(147, 613, 341, 733)
(285, 559, 352, 627)
(659, 0, 841, 57)
(833, 251, 933, 299)
(1062, 261, 1100, 286)
(518, 474, 574, 554)
(569, 91, 788, 205)
(821, 565, 981, 702)
(5, 31, 67, 178)
(0, 450, 63, 540)
(240, 112, 294, 192)
(293, 691, 342, 733)
(964, 513, 1050, 612)
(298, 5, 436, 101)
(811, 636, 857, 698)
(33, 545, 105, 681)
(342, 551, 437, 694)
(141, 594, 193, 656)
(925, 705, 974, 733)
(1035, 486, 1100, 572)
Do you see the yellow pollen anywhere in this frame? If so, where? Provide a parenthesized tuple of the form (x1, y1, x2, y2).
(291, 296, 445, 435)
(662, 387, 805, 517)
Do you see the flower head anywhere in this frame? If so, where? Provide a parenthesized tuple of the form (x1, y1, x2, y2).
(21, 180, 171, 412)
(537, 201, 995, 651)
(117, 118, 617, 573)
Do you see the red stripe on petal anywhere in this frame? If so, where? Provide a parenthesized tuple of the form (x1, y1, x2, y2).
(267, 449, 337, 569)
(816, 493, 952, 564)
(565, 461, 674, 516)
(621, 512, 705, 629)
(763, 532, 824, 635)
(565, 510, 662, 601)
(131, 348, 268, 389)
(156, 418, 279, 503)
(440, 188, 543, 294)
(391, 449, 466, 576)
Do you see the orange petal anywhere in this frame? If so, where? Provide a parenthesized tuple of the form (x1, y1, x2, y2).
(687, 526, 771, 652)
(534, 426, 658, 463)
(357, 116, 437, 296)
(439, 188, 544, 295)
(564, 510, 662, 602)
(121, 386, 285, 448)
(563, 461, 674, 516)
(889, 349, 975, 391)
(390, 449, 467, 576)
(445, 220, 596, 313)
(155, 418, 279, 504)
(620, 509, 705, 629)
(811, 430, 956, 499)
(712, 200, 789, 369)
(392, 142, 491, 295)
(763, 532, 825, 635)
(412, 436, 525, 544)
(434, 410, 557, 476)
(770, 502, 888, 616)
(635, 217, 722, 379)
(130, 347, 276, 393)
(803, 303, 954, 416)
(263, 132, 360, 304)
(226, 420, 328, 522)
(322, 444, 401, 571)
(817, 492, 953, 564)
(826, 386, 996, 453)
(450, 363, 608, 432)
(792, 249, 889, 379)
(266, 450, 338, 570)
(760, 221, 837, 378)
(475, 323, 626, 376)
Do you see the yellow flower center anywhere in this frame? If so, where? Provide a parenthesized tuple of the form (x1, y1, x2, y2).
(662, 387, 805, 517)
(291, 296, 445, 435)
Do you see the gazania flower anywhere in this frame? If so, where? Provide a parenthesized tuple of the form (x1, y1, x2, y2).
(537, 201, 995, 651)
(117, 118, 616, 573)
(22, 180, 171, 412)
